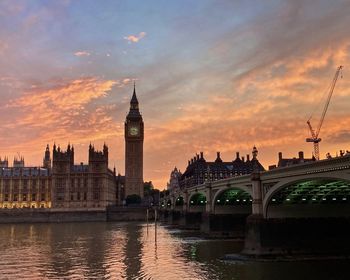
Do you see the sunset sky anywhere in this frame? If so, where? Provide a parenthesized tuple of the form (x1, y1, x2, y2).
(0, 0, 350, 188)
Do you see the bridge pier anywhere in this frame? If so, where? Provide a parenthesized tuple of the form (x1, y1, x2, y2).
(204, 183, 212, 213)
(251, 172, 263, 216)
(177, 211, 202, 229)
(243, 215, 350, 256)
(201, 213, 248, 238)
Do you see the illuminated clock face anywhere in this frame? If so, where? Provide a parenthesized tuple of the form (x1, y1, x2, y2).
(129, 126, 139, 136)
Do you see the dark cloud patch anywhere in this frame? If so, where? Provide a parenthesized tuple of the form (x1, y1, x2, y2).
(330, 130, 350, 144)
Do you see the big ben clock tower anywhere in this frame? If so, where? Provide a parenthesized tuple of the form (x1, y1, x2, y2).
(125, 84, 144, 198)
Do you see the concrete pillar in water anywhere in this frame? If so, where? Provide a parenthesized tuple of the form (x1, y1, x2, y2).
(205, 182, 213, 213)
(243, 171, 265, 255)
(170, 196, 175, 211)
(183, 190, 189, 212)
(251, 172, 263, 216)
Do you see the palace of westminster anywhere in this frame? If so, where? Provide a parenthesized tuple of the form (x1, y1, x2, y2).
(0, 87, 144, 209)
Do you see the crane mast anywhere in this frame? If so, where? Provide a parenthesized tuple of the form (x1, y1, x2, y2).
(306, 65, 343, 160)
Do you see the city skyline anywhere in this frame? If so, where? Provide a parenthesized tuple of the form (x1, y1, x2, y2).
(0, 1, 350, 188)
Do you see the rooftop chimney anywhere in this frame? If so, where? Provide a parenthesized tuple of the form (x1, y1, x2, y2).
(236, 152, 240, 159)
(246, 154, 250, 161)
(200, 152, 204, 159)
(298, 151, 304, 160)
(278, 152, 283, 160)
(215, 151, 223, 163)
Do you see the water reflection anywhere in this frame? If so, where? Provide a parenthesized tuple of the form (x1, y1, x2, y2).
(0, 222, 349, 279)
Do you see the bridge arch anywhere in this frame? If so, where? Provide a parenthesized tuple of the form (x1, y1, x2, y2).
(263, 176, 350, 218)
(175, 196, 184, 206)
(212, 185, 252, 209)
(189, 192, 207, 206)
(212, 187, 252, 215)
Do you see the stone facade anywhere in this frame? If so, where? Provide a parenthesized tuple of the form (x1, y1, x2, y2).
(167, 167, 182, 192)
(180, 147, 265, 189)
(0, 165, 51, 209)
(0, 144, 117, 209)
(124, 86, 144, 198)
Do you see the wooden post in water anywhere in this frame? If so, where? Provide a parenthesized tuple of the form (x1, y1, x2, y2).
(146, 208, 149, 235)
(155, 208, 157, 243)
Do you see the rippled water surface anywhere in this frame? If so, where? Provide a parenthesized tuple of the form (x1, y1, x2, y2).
(0, 222, 349, 280)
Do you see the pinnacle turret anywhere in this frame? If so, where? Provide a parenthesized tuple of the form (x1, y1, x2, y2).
(126, 83, 142, 120)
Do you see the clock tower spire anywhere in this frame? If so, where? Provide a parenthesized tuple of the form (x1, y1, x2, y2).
(125, 84, 144, 199)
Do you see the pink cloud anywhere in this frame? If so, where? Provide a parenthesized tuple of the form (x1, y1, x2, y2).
(74, 51, 91, 57)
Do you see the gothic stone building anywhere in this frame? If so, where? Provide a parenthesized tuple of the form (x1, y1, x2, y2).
(0, 143, 117, 209)
(0, 87, 144, 209)
(51, 143, 117, 208)
(0, 155, 51, 209)
(179, 146, 265, 189)
(124, 85, 144, 198)
(167, 167, 182, 192)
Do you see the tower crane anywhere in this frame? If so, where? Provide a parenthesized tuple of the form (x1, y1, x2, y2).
(306, 65, 343, 160)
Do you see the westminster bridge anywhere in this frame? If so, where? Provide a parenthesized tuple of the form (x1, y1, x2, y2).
(160, 154, 350, 255)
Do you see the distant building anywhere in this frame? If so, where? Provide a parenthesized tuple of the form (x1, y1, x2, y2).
(167, 167, 182, 192)
(179, 146, 265, 189)
(274, 151, 315, 168)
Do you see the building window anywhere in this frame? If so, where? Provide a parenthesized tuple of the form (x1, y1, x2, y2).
(4, 194, 8, 201)
(23, 194, 27, 201)
(13, 194, 18, 201)
(41, 193, 45, 201)
(32, 193, 36, 201)
(84, 192, 87, 200)
(71, 194, 74, 201)
(93, 192, 99, 200)
(4, 180, 10, 192)
(77, 192, 80, 200)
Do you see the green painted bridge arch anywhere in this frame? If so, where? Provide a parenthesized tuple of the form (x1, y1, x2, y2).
(175, 196, 184, 206)
(212, 187, 252, 214)
(263, 178, 350, 218)
(188, 192, 207, 212)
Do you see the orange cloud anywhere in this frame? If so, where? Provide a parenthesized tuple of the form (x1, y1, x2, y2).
(0, 77, 122, 165)
(123, 32, 146, 43)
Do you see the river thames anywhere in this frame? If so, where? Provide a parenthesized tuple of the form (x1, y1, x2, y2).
(0, 222, 348, 280)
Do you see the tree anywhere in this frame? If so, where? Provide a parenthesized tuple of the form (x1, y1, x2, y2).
(144, 181, 154, 196)
(126, 194, 141, 205)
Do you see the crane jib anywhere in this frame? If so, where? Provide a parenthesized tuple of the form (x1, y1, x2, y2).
(306, 66, 343, 160)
